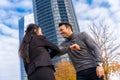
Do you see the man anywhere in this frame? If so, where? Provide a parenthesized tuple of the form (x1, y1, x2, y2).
(58, 22, 104, 80)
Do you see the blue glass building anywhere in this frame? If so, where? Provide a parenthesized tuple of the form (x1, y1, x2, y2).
(33, 0, 80, 43)
(19, 14, 34, 80)
(19, 0, 80, 79)
(32, 0, 80, 63)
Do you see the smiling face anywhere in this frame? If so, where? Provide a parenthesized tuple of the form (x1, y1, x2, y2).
(59, 24, 73, 38)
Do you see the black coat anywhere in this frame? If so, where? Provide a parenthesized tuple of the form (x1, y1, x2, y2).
(24, 35, 59, 75)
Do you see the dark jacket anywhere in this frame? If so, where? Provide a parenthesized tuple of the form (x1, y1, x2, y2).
(24, 35, 59, 76)
(59, 32, 102, 72)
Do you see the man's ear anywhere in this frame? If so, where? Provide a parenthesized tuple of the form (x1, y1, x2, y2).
(68, 27, 72, 31)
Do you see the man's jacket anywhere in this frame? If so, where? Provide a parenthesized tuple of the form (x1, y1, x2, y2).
(59, 32, 102, 72)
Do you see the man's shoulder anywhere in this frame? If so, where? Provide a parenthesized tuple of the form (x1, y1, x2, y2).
(60, 39, 70, 46)
(76, 32, 87, 36)
(76, 32, 87, 39)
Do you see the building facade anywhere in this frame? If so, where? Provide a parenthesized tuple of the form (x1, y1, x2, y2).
(32, 0, 80, 63)
(19, 14, 34, 80)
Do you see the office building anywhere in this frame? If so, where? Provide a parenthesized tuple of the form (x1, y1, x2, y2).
(19, 14, 34, 80)
(32, 0, 80, 62)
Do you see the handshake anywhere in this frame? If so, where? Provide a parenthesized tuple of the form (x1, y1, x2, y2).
(70, 44, 80, 50)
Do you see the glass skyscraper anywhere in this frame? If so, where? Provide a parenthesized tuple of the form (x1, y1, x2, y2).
(33, 0, 80, 42)
(19, 14, 34, 80)
(32, 0, 80, 62)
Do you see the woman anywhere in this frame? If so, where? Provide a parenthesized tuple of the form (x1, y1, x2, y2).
(19, 24, 59, 80)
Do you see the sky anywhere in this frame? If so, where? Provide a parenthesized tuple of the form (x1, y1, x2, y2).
(0, 0, 120, 80)
(0, 0, 33, 80)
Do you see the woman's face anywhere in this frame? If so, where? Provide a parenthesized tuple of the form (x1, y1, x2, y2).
(35, 27, 42, 35)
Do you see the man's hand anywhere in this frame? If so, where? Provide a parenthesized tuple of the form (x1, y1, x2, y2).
(70, 44, 80, 50)
(96, 66, 104, 78)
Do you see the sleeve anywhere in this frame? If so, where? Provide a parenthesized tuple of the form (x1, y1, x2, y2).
(57, 42, 70, 56)
(42, 36, 60, 58)
(82, 32, 102, 63)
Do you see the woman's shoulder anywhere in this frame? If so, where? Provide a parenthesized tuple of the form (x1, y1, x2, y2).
(33, 35, 46, 40)
(30, 35, 46, 46)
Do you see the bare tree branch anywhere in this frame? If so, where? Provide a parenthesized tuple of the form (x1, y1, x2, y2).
(89, 22, 120, 80)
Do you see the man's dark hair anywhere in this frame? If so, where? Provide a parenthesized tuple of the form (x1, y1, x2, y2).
(59, 22, 73, 32)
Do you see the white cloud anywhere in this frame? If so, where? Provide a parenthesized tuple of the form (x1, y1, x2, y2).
(73, 0, 120, 62)
(77, 19, 91, 32)
(112, 11, 120, 22)
(0, 0, 33, 29)
(0, 0, 32, 10)
(0, 0, 12, 8)
(74, 0, 89, 14)
(0, 23, 20, 80)
(4, 15, 20, 29)
(74, 0, 120, 33)
(0, 0, 33, 80)
(0, 10, 7, 19)
(92, 0, 108, 7)
(108, 0, 120, 12)
(0, 24, 18, 38)
(14, 0, 33, 10)
(0, 34, 20, 80)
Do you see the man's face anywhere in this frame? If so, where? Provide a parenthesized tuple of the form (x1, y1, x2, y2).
(59, 25, 70, 38)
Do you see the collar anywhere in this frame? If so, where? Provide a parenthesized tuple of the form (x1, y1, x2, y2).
(66, 33, 77, 40)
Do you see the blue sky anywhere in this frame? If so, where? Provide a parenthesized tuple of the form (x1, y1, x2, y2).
(0, 0, 120, 80)
(0, 0, 33, 80)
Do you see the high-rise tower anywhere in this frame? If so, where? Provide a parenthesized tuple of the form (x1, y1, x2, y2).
(33, 0, 80, 44)
(19, 14, 34, 80)
(32, 0, 80, 63)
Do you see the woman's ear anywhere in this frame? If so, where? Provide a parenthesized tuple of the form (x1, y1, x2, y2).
(34, 29, 37, 32)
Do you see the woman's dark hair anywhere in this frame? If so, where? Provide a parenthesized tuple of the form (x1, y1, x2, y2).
(19, 23, 38, 63)
(59, 22, 73, 32)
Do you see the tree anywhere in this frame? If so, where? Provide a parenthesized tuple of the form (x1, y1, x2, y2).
(55, 61, 76, 80)
(89, 22, 120, 80)
(109, 61, 120, 73)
